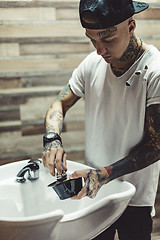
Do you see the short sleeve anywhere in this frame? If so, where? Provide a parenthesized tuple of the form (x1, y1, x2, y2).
(147, 75, 160, 107)
(69, 51, 100, 98)
(69, 57, 88, 97)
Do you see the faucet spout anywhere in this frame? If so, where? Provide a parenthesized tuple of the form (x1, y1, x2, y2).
(16, 159, 41, 183)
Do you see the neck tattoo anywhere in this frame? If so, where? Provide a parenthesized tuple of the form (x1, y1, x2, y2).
(111, 37, 143, 77)
(134, 38, 143, 62)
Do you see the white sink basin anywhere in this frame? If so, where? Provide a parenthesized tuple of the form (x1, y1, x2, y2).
(0, 159, 135, 240)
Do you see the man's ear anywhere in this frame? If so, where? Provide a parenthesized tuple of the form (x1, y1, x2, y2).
(129, 25, 134, 32)
(128, 19, 136, 33)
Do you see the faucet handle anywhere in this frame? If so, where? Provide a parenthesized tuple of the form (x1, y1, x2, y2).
(27, 159, 40, 180)
(27, 168, 39, 180)
(28, 158, 42, 164)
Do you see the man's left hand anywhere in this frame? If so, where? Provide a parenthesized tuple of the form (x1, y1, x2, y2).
(70, 168, 109, 199)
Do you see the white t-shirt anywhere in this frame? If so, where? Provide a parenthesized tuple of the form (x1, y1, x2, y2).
(69, 45, 160, 208)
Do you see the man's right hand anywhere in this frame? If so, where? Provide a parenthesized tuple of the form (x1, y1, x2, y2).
(42, 140, 67, 176)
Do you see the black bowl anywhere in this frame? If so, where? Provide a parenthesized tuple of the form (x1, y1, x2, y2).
(48, 177, 83, 200)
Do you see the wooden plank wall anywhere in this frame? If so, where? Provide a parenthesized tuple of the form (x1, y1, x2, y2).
(0, 0, 89, 164)
(0, 0, 160, 166)
(0, 0, 160, 234)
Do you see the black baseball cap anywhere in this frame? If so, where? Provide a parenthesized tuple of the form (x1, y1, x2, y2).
(79, 0, 149, 29)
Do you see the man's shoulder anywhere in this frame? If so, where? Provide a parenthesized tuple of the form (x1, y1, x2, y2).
(145, 45, 160, 62)
(141, 45, 160, 80)
(140, 45, 160, 72)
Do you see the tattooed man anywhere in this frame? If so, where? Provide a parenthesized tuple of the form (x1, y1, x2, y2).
(42, 0, 160, 239)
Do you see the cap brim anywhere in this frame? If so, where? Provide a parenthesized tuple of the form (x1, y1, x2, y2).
(133, 1, 149, 14)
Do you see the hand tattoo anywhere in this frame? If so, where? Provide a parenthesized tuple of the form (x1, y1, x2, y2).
(43, 140, 63, 152)
(86, 169, 109, 198)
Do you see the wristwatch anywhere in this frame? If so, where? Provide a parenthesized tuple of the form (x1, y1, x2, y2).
(43, 132, 62, 147)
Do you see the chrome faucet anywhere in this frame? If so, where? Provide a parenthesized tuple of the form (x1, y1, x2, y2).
(16, 159, 42, 183)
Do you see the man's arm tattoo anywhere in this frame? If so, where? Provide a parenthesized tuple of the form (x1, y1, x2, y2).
(45, 84, 80, 133)
(56, 84, 71, 102)
(106, 104, 160, 181)
(45, 109, 63, 133)
(56, 84, 80, 110)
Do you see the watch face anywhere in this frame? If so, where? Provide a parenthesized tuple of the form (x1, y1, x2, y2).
(46, 132, 56, 139)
